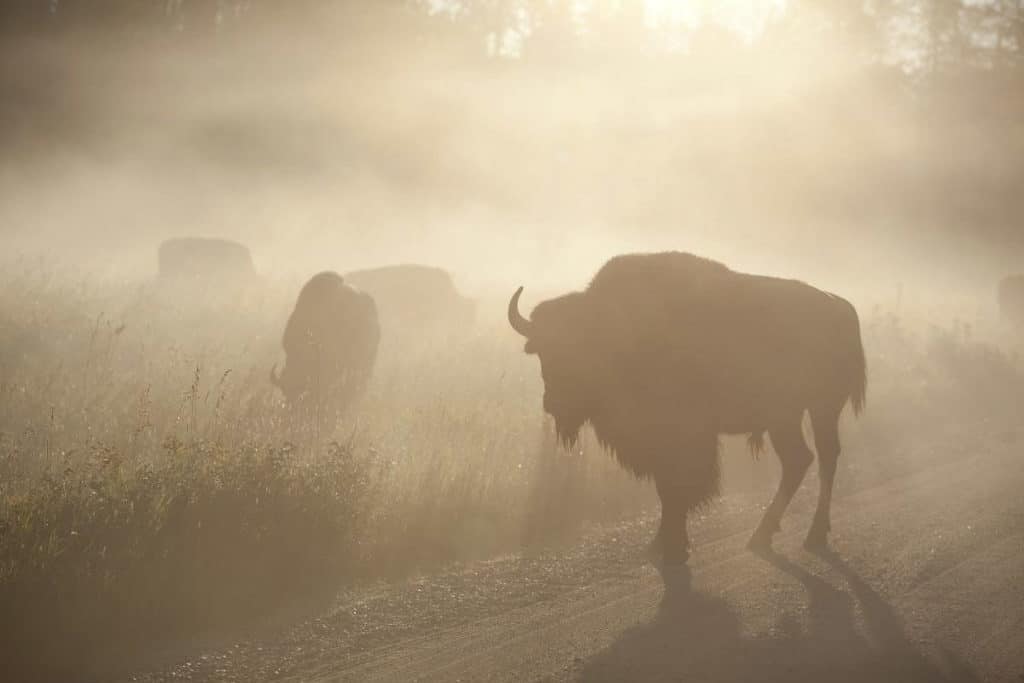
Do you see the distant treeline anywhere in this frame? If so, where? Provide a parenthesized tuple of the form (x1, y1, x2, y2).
(2, 1, 1023, 74)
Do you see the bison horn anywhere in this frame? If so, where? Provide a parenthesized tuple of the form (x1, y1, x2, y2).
(507, 286, 533, 337)
(269, 363, 281, 387)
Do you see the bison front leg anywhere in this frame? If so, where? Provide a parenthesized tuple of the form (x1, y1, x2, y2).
(651, 434, 720, 566)
(653, 475, 691, 565)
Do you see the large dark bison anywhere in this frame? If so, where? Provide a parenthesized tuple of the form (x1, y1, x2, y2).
(343, 264, 474, 332)
(998, 275, 1024, 326)
(508, 252, 866, 565)
(157, 237, 256, 285)
(272, 272, 380, 414)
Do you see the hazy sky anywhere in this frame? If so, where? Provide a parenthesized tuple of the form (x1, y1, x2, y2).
(1, 0, 1021, 311)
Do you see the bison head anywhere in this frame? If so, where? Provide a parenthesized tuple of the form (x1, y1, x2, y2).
(270, 362, 305, 403)
(508, 286, 597, 448)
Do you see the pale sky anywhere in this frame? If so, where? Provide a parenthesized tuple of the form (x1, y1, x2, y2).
(645, 0, 788, 41)
(429, 1, 790, 44)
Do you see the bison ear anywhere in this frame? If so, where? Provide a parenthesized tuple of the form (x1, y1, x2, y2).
(524, 340, 538, 355)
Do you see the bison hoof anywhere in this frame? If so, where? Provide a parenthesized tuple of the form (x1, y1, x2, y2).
(803, 530, 830, 552)
(746, 532, 774, 554)
(648, 529, 689, 566)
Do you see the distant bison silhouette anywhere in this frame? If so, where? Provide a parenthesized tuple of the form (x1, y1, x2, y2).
(343, 264, 474, 332)
(122, 237, 259, 329)
(508, 252, 866, 565)
(272, 272, 379, 414)
(157, 237, 256, 285)
(998, 275, 1024, 326)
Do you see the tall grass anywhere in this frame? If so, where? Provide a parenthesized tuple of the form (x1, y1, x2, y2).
(0, 264, 1021, 679)
(0, 265, 647, 679)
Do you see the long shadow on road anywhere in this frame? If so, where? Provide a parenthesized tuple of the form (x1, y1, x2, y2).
(580, 550, 977, 683)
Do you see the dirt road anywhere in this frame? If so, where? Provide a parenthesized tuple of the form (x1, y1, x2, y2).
(130, 428, 1024, 683)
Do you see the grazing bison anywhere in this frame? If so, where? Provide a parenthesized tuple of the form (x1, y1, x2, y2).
(998, 275, 1024, 327)
(272, 272, 380, 414)
(157, 237, 256, 285)
(508, 252, 866, 565)
(343, 264, 475, 332)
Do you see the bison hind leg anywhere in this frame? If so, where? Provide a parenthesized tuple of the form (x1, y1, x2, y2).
(748, 419, 814, 552)
(804, 404, 843, 550)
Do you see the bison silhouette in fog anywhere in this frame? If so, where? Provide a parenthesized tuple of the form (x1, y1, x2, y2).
(123, 237, 261, 329)
(272, 272, 380, 415)
(343, 264, 474, 332)
(157, 237, 256, 284)
(508, 252, 866, 565)
(998, 275, 1024, 326)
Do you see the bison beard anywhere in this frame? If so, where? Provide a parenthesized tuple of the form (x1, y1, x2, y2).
(554, 414, 585, 450)
(509, 251, 867, 566)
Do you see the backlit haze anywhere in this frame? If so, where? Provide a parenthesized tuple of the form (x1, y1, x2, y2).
(3, 3, 1024, 679)
(2, 0, 1021, 315)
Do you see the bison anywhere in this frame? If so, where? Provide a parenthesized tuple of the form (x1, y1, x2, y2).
(343, 264, 475, 332)
(157, 237, 256, 285)
(998, 275, 1024, 327)
(272, 272, 380, 415)
(508, 252, 866, 565)
(122, 237, 261, 330)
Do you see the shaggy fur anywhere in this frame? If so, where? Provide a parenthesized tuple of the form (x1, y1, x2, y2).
(510, 251, 867, 563)
(272, 272, 380, 414)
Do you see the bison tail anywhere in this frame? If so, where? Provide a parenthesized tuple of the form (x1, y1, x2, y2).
(847, 306, 867, 417)
(747, 431, 766, 459)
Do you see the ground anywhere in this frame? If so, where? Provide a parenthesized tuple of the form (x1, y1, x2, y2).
(125, 425, 1024, 683)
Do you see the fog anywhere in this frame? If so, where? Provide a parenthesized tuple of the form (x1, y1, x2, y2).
(2, 2, 1023, 680)
(3, 2, 1022, 306)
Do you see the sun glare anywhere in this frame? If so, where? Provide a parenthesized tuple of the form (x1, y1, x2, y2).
(644, 0, 786, 41)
